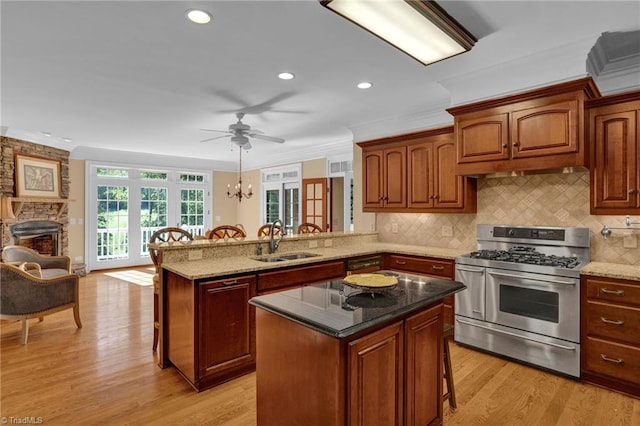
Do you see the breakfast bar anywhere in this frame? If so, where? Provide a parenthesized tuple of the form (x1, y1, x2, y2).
(249, 270, 465, 426)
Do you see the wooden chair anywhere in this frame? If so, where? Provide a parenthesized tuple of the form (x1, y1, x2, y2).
(257, 223, 282, 238)
(443, 323, 457, 411)
(148, 227, 193, 351)
(2, 245, 71, 278)
(297, 222, 323, 234)
(208, 225, 247, 240)
(0, 262, 82, 344)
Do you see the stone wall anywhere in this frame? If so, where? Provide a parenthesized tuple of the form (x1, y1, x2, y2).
(0, 136, 70, 255)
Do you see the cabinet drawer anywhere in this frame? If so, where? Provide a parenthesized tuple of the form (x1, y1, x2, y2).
(584, 336, 640, 385)
(386, 255, 454, 279)
(257, 261, 345, 293)
(586, 277, 640, 307)
(585, 301, 640, 345)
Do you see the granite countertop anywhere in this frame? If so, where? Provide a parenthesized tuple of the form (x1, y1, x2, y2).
(580, 262, 640, 282)
(249, 270, 466, 338)
(161, 242, 469, 280)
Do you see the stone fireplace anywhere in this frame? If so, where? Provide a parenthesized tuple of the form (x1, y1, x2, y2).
(0, 136, 70, 256)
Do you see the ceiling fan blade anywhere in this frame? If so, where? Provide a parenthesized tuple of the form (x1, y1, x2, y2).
(200, 134, 231, 143)
(200, 128, 231, 134)
(250, 133, 285, 143)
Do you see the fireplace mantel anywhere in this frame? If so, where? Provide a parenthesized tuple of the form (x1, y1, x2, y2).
(0, 196, 71, 222)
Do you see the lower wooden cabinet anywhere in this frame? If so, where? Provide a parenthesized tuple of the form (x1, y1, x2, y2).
(348, 321, 404, 426)
(581, 275, 640, 398)
(199, 276, 256, 380)
(256, 302, 444, 426)
(165, 271, 256, 391)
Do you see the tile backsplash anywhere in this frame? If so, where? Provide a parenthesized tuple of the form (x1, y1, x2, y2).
(377, 169, 640, 266)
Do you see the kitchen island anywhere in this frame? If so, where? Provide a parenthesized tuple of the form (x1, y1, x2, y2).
(249, 270, 465, 426)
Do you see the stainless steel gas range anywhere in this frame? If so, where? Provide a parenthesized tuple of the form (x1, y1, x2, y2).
(454, 224, 591, 378)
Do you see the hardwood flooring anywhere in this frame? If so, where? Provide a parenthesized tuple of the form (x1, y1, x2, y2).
(2, 268, 639, 425)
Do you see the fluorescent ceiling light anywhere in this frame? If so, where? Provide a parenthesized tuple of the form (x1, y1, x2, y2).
(320, 0, 476, 65)
(186, 9, 212, 24)
(278, 72, 295, 80)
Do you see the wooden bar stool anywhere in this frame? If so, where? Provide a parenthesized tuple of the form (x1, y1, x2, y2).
(443, 323, 457, 411)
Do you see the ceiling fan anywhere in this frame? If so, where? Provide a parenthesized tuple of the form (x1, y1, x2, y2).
(200, 112, 285, 150)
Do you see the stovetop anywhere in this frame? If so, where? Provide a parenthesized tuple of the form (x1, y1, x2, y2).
(469, 247, 581, 269)
(456, 224, 591, 279)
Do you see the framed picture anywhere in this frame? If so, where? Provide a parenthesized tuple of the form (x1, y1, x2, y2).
(14, 154, 61, 198)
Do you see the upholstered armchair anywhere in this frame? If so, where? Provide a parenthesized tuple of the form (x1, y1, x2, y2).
(2, 245, 71, 278)
(0, 262, 82, 344)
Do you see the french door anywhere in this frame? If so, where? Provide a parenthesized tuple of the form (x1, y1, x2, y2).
(87, 163, 210, 271)
(263, 182, 300, 235)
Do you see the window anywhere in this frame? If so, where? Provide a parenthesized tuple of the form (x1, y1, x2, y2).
(88, 163, 210, 270)
(261, 164, 301, 234)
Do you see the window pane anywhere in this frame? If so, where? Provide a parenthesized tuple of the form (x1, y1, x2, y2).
(140, 186, 168, 255)
(140, 171, 168, 180)
(96, 185, 129, 261)
(180, 188, 205, 237)
(97, 167, 128, 177)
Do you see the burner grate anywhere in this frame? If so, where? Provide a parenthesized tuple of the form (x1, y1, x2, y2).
(469, 247, 580, 269)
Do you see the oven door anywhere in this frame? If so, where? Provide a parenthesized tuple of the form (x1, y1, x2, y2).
(485, 268, 579, 343)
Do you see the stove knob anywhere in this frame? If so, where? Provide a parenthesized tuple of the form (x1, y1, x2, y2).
(508, 229, 515, 237)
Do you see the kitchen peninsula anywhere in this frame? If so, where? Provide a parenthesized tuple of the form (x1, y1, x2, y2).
(152, 232, 467, 392)
(250, 271, 465, 426)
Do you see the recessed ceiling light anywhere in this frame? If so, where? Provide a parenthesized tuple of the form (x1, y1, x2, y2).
(357, 82, 373, 89)
(278, 72, 295, 80)
(62, 137, 72, 143)
(41, 131, 51, 137)
(186, 9, 212, 24)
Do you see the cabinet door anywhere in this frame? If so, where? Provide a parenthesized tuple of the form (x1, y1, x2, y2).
(511, 100, 579, 159)
(199, 276, 256, 378)
(384, 147, 407, 208)
(363, 150, 384, 209)
(405, 304, 443, 426)
(407, 143, 434, 209)
(456, 112, 509, 163)
(433, 138, 465, 209)
(348, 321, 403, 426)
(592, 109, 638, 211)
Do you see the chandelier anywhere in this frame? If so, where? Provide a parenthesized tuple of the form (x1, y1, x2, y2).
(227, 148, 252, 202)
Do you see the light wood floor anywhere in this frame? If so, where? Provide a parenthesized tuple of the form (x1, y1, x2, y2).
(2, 268, 639, 425)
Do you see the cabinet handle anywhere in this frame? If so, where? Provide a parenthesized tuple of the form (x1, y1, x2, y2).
(512, 142, 519, 147)
(222, 280, 238, 286)
(600, 317, 624, 325)
(600, 288, 624, 296)
(600, 354, 624, 364)
(395, 260, 407, 265)
(379, 196, 384, 201)
(431, 265, 445, 270)
(502, 144, 508, 148)
(629, 189, 638, 194)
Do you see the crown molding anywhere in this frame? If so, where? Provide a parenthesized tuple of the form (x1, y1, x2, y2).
(70, 146, 236, 171)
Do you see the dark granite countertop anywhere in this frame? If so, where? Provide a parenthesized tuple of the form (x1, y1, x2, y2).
(249, 270, 466, 339)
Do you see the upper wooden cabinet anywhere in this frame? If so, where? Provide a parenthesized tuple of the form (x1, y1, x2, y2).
(587, 91, 640, 215)
(448, 77, 601, 175)
(359, 127, 476, 213)
(362, 146, 407, 209)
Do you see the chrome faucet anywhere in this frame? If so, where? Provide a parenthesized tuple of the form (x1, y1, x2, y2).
(269, 219, 284, 254)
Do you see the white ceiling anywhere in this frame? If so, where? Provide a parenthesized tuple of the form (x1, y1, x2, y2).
(2, 1, 639, 171)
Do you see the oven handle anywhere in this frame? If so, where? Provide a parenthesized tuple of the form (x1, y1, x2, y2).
(456, 266, 485, 273)
(487, 271, 576, 286)
(456, 318, 577, 351)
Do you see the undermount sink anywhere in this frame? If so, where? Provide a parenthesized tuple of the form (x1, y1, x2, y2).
(252, 252, 321, 262)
